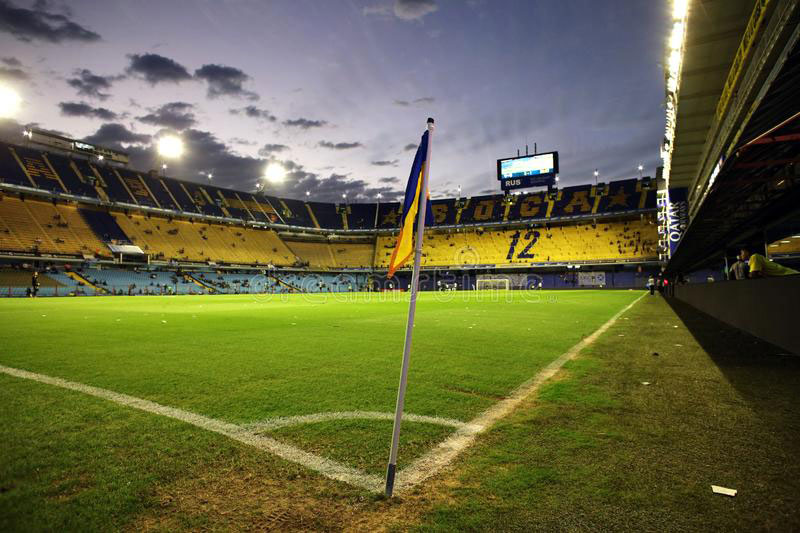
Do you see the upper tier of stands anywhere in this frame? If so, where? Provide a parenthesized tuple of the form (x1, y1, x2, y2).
(0, 141, 657, 231)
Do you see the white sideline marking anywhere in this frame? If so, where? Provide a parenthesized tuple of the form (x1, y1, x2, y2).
(393, 293, 645, 493)
(0, 364, 383, 493)
(246, 411, 469, 433)
(0, 293, 643, 494)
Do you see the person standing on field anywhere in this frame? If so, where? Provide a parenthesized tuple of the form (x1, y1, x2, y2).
(647, 275, 655, 295)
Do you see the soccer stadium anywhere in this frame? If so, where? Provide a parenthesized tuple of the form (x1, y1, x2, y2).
(1, 0, 799, 531)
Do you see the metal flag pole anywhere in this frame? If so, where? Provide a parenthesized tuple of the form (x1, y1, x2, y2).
(385, 117, 435, 497)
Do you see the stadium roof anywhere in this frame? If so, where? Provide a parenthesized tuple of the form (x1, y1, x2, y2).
(667, 0, 755, 192)
(666, 0, 800, 273)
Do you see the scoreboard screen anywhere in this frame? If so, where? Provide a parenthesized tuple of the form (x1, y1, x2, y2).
(498, 152, 558, 180)
(497, 151, 559, 191)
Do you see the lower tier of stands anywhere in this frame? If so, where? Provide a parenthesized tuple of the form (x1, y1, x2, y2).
(0, 267, 370, 296)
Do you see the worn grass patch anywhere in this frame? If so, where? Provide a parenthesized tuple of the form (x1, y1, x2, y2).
(268, 419, 456, 477)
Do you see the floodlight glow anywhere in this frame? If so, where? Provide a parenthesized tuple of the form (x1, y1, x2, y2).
(158, 135, 184, 159)
(593, 170, 599, 177)
(0, 85, 21, 118)
(98, 155, 104, 161)
(264, 162, 286, 183)
(638, 164, 644, 171)
(672, 0, 689, 20)
(305, 191, 310, 197)
(162, 163, 167, 170)
(668, 50, 681, 75)
(669, 21, 685, 50)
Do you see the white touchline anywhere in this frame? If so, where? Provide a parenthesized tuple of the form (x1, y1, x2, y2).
(0, 293, 643, 494)
(394, 292, 645, 493)
(0, 364, 383, 493)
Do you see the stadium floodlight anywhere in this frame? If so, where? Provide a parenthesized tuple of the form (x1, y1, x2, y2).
(22, 129, 32, 139)
(672, 0, 689, 20)
(305, 191, 310, 197)
(669, 21, 685, 51)
(158, 135, 184, 159)
(98, 155, 104, 161)
(207, 172, 213, 181)
(263, 162, 286, 183)
(162, 163, 167, 170)
(377, 193, 382, 199)
(0, 85, 21, 118)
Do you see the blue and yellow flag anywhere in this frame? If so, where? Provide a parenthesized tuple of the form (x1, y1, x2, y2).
(387, 130, 434, 278)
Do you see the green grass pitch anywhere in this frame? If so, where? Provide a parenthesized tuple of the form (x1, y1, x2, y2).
(0, 290, 641, 530)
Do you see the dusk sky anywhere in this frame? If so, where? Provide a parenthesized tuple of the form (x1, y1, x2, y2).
(0, 0, 670, 202)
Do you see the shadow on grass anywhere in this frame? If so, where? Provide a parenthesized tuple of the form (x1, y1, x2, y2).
(665, 296, 800, 406)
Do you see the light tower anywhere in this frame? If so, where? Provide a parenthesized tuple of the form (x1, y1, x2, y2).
(157, 135, 184, 178)
(0, 85, 21, 118)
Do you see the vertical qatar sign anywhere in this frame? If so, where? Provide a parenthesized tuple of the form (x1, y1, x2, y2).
(657, 187, 689, 260)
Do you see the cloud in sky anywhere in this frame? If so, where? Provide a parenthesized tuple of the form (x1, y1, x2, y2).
(283, 118, 327, 129)
(394, 0, 438, 20)
(58, 101, 118, 121)
(371, 159, 398, 167)
(85, 123, 150, 148)
(66, 69, 120, 100)
(363, 0, 438, 21)
(137, 101, 196, 130)
(258, 143, 289, 156)
(230, 105, 276, 122)
(0, 0, 100, 43)
(194, 63, 258, 100)
(394, 97, 435, 106)
(126, 53, 192, 85)
(319, 141, 362, 150)
(0, 65, 28, 81)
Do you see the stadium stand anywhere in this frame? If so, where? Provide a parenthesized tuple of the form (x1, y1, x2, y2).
(0, 196, 109, 257)
(0, 137, 671, 295)
(43, 152, 98, 198)
(374, 218, 658, 268)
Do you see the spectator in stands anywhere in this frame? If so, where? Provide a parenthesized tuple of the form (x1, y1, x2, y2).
(647, 275, 655, 295)
(741, 247, 799, 278)
(729, 252, 748, 280)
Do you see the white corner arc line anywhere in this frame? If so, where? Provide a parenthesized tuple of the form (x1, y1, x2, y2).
(245, 411, 468, 433)
(0, 364, 384, 493)
(393, 292, 646, 493)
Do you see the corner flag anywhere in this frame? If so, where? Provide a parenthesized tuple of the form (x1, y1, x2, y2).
(385, 118, 435, 498)
(386, 129, 434, 278)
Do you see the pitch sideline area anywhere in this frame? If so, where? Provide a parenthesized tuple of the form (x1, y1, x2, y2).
(0, 293, 643, 499)
(2, 293, 798, 529)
